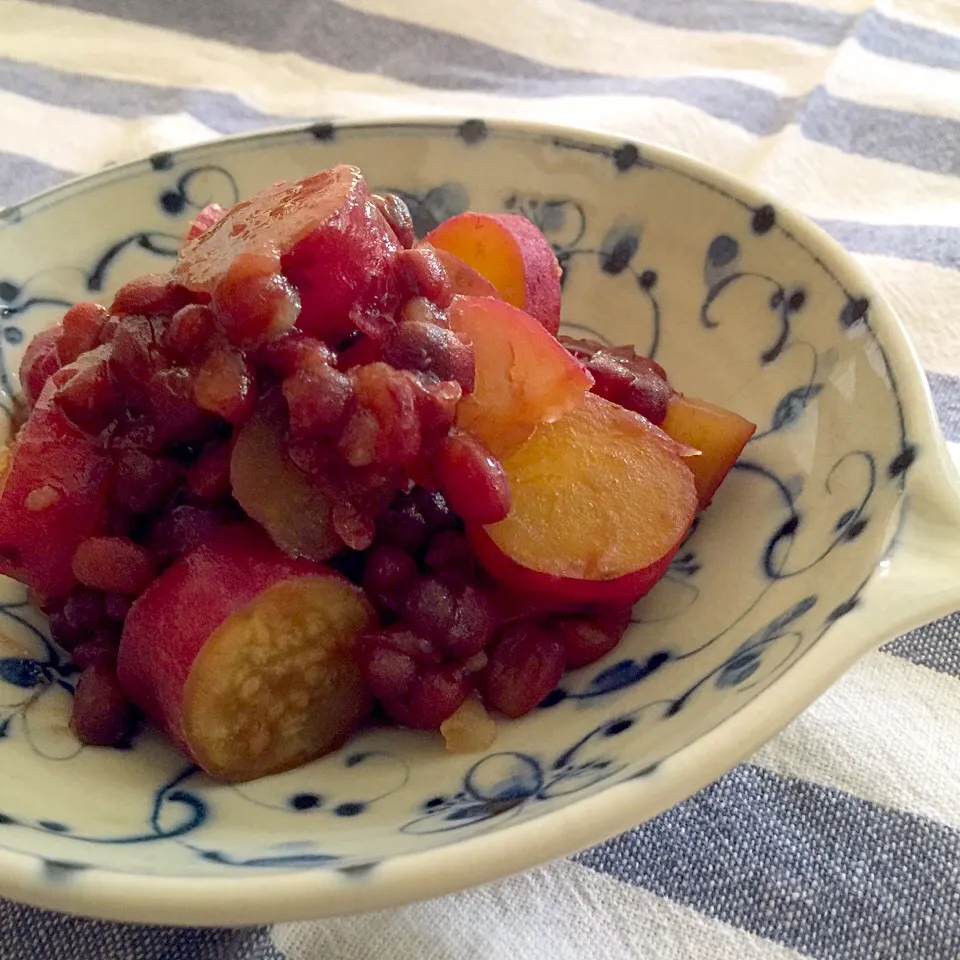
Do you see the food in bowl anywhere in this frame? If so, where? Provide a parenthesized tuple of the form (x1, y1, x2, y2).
(0, 164, 755, 782)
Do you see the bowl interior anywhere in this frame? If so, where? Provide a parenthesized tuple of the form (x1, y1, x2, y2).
(0, 120, 915, 880)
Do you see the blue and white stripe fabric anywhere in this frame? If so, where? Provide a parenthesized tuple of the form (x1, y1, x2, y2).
(3, 1, 960, 956)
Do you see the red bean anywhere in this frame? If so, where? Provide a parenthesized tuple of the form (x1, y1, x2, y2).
(185, 440, 232, 501)
(403, 575, 497, 659)
(62, 589, 105, 633)
(380, 320, 475, 392)
(587, 353, 670, 424)
(72, 536, 156, 594)
(48, 610, 83, 652)
(148, 504, 223, 564)
(560, 337, 667, 382)
(19, 327, 62, 408)
(108, 315, 166, 398)
(70, 664, 137, 746)
(483, 623, 566, 718)
(424, 529, 476, 582)
(376, 487, 453, 554)
(362, 545, 418, 611)
(362, 641, 419, 705)
(409, 487, 455, 533)
(211, 253, 301, 350)
(72, 623, 121, 670)
(373, 193, 415, 249)
(143, 367, 215, 446)
(559, 336, 671, 425)
(164, 304, 217, 363)
(283, 363, 353, 437)
(193, 348, 256, 424)
(103, 592, 133, 622)
(402, 666, 472, 729)
(57, 302, 107, 364)
(109, 274, 194, 319)
(72, 639, 118, 671)
(114, 449, 180, 514)
(395, 247, 453, 308)
(376, 501, 430, 553)
(256, 333, 336, 379)
(555, 606, 632, 669)
(605, 343, 669, 383)
(336, 332, 382, 370)
(54, 347, 118, 434)
(358, 627, 441, 701)
(403, 576, 453, 637)
(111, 416, 163, 458)
(359, 627, 472, 729)
(339, 363, 422, 469)
(433, 431, 511, 524)
(411, 377, 461, 450)
(444, 585, 498, 659)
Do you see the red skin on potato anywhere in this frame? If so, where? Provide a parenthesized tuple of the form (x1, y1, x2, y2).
(447, 295, 593, 458)
(117, 524, 376, 781)
(0, 375, 113, 599)
(185, 203, 226, 244)
(469, 393, 698, 607)
(175, 165, 400, 345)
(469, 527, 680, 607)
(425, 212, 562, 335)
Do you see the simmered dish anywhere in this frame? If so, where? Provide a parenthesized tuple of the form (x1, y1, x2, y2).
(0, 165, 755, 782)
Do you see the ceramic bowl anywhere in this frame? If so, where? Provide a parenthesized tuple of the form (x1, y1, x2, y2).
(0, 117, 958, 926)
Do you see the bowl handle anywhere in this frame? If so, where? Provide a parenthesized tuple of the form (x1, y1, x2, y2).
(865, 441, 960, 636)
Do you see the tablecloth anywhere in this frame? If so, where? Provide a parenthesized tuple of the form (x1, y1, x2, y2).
(2, 0, 960, 957)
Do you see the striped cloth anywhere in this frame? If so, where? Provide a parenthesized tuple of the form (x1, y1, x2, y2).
(3, 1, 960, 957)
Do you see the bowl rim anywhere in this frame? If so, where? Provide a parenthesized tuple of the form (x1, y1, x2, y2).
(0, 114, 950, 926)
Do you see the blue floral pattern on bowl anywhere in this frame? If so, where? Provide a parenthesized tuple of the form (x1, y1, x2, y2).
(0, 119, 939, 921)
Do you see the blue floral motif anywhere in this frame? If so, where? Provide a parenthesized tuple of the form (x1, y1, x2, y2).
(770, 383, 824, 432)
(0, 602, 84, 761)
(86, 232, 179, 293)
(233, 749, 410, 817)
(705, 234, 740, 275)
(542, 654, 673, 709)
(714, 596, 817, 689)
(0, 763, 204, 845)
(699, 234, 808, 365)
(401, 714, 637, 834)
(195, 850, 341, 868)
(0, 657, 46, 688)
(505, 195, 587, 254)
(670, 551, 701, 578)
(0, 735, 408, 868)
(156, 164, 239, 218)
(0, 278, 71, 322)
(598, 226, 641, 276)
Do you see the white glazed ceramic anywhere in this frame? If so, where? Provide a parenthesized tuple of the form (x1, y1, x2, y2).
(0, 117, 957, 926)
